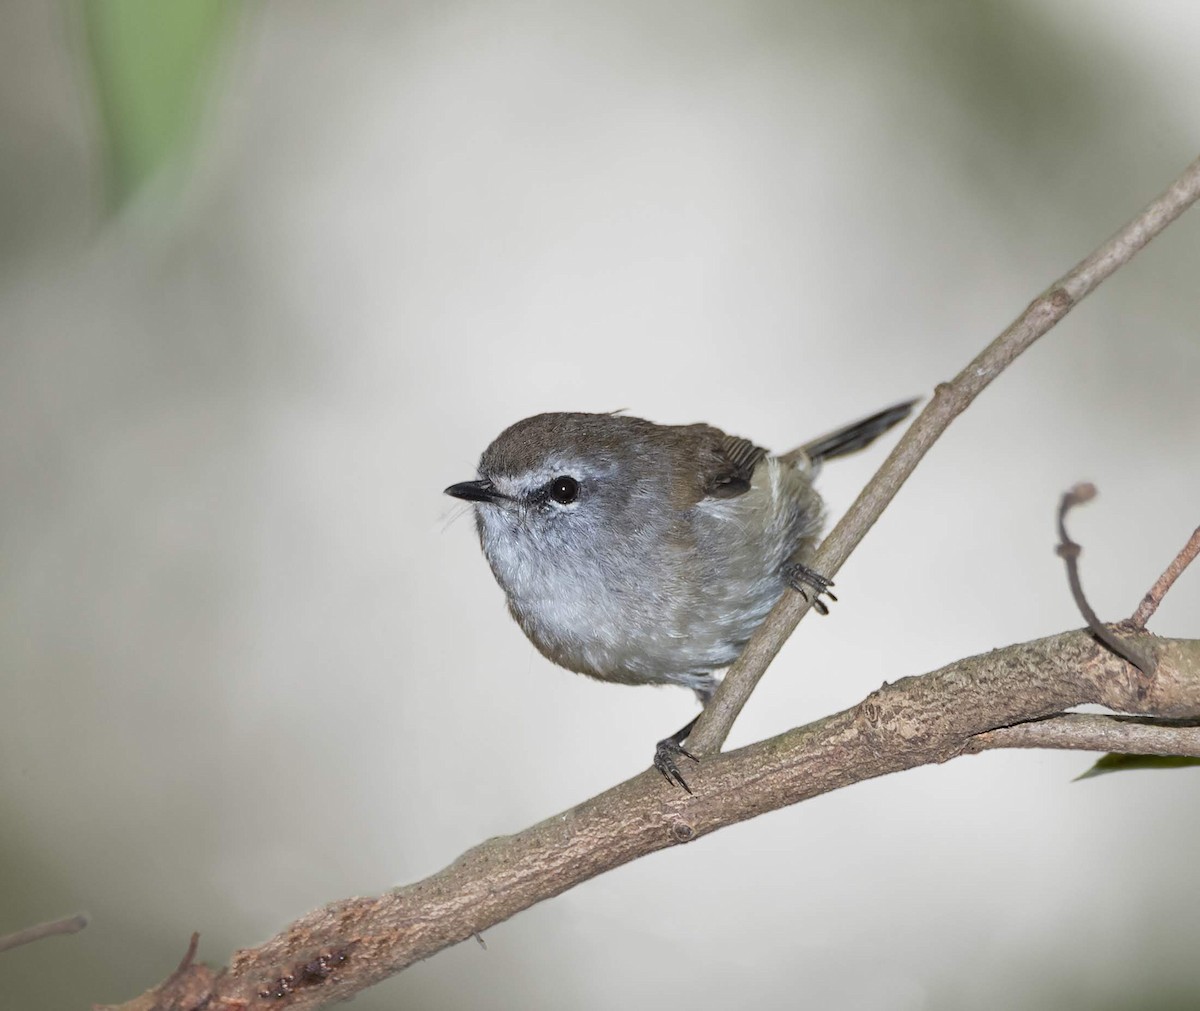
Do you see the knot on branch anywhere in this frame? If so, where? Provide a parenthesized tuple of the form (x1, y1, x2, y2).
(256, 947, 352, 1001)
(669, 819, 696, 844)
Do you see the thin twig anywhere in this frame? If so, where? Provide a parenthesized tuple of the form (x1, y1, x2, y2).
(164, 932, 201, 989)
(0, 913, 89, 955)
(965, 712, 1200, 755)
(1130, 524, 1200, 629)
(1056, 483, 1156, 674)
(689, 152, 1200, 754)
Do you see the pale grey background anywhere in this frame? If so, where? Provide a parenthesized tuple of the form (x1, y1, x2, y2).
(2, 2, 1199, 1008)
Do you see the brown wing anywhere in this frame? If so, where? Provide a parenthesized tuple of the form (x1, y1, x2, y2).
(659, 423, 771, 509)
(703, 431, 769, 499)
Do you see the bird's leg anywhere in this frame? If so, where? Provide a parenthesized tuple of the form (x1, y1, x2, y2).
(781, 561, 837, 616)
(654, 714, 700, 794)
(653, 561, 836, 794)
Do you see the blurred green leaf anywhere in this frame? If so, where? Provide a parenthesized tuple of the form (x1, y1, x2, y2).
(1076, 753, 1200, 781)
(82, 0, 236, 208)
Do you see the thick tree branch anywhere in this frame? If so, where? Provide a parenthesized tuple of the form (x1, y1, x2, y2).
(689, 152, 1200, 754)
(100, 631, 1200, 1010)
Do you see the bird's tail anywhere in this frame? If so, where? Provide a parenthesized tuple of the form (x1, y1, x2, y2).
(781, 398, 919, 464)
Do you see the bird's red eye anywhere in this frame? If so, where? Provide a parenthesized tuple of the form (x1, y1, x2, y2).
(550, 476, 579, 504)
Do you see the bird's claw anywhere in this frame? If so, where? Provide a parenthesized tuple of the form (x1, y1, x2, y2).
(782, 562, 837, 615)
(654, 736, 698, 794)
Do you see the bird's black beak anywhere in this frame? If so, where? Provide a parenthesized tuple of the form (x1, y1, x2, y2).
(445, 479, 504, 504)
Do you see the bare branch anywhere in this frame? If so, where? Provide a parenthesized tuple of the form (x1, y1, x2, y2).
(98, 631, 1200, 1011)
(95, 933, 218, 1011)
(0, 913, 88, 955)
(164, 932, 201, 989)
(689, 152, 1200, 754)
(1055, 483, 1156, 674)
(966, 713, 1200, 756)
(1130, 524, 1200, 630)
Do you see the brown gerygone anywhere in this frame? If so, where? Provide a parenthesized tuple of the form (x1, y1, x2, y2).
(446, 400, 916, 790)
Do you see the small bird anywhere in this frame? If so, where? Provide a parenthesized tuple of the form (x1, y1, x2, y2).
(446, 400, 916, 789)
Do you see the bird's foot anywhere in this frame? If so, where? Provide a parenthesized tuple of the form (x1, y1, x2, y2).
(654, 737, 698, 794)
(782, 562, 837, 615)
(654, 714, 701, 793)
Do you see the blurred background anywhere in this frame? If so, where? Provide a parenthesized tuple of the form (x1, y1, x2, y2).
(2, 1, 1199, 1008)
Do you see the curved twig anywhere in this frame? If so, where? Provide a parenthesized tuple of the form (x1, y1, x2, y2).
(1055, 483, 1157, 674)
